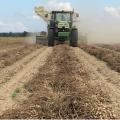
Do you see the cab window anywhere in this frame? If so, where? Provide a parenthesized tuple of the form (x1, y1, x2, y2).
(56, 13, 70, 21)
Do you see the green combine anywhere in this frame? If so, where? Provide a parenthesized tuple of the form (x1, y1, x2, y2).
(35, 7, 79, 47)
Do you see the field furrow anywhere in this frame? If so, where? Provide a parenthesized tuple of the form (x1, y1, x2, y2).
(97, 44, 120, 52)
(0, 47, 46, 85)
(80, 45, 120, 72)
(1, 45, 120, 119)
(0, 45, 41, 69)
(0, 47, 53, 115)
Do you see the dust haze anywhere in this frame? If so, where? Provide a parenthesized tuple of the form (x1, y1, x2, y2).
(45, 0, 120, 44)
(79, 15, 120, 44)
(24, 34, 36, 44)
(26, 34, 36, 44)
(77, 5, 120, 44)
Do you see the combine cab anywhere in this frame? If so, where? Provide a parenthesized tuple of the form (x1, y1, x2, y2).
(35, 6, 79, 47)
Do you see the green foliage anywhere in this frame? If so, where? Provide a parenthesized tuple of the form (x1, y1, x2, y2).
(12, 88, 21, 98)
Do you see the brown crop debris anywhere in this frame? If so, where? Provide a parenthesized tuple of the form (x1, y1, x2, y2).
(80, 45, 120, 72)
(0, 44, 41, 69)
(0, 45, 116, 119)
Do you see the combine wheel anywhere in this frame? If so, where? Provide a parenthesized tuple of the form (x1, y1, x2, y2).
(48, 29, 54, 47)
(70, 29, 78, 47)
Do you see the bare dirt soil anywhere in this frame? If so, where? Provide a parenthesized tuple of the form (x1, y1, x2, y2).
(96, 43, 120, 52)
(0, 37, 41, 69)
(0, 46, 52, 116)
(1, 45, 120, 119)
(80, 45, 120, 72)
(0, 45, 42, 69)
(0, 37, 27, 49)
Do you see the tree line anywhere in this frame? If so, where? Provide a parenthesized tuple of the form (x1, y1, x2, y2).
(0, 31, 29, 37)
(0, 31, 47, 37)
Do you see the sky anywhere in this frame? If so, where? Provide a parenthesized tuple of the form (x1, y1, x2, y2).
(0, 0, 120, 43)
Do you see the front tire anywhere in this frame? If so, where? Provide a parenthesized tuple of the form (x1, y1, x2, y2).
(48, 29, 54, 47)
(70, 29, 78, 47)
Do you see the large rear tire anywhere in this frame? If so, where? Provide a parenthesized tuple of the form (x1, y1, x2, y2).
(48, 29, 54, 47)
(70, 29, 78, 47)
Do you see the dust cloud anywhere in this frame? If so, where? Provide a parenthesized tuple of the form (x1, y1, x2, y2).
(43, 0, 120, 44)
(78, 17, 120, 44)
(76, 6, 120, 44)
(25, 34, 36, 44)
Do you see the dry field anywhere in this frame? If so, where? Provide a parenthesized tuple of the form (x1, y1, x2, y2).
(0, 37, 26, 48)
(80, 45, 120, 72)
(0, 38, 120, 119)
(96, 43, 120, 52)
